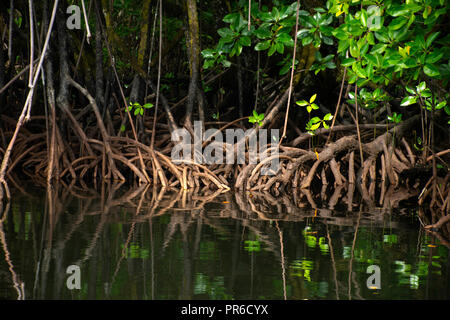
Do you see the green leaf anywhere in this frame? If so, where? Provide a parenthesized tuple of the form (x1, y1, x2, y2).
(201, 49, 215, 59)
(332, 29, 348, 40)
(337, 39, 350, 53)
(400, 96, 417, 106)
(323, 113, 333, 121)
(304, 15, 317, 28)
(348, 92, 355, 100)
(217, 28, 235, 39)
(239, 36, 251, 47)
(277, 33, 294, 47)
(120, 124, 126, 132)
(349, 42, 359, 58)
(388, 17, 407, 31)
(268, 43, 277, 56)
(276, 42, 284, 54)
(425, 51, 444, 64)
(423, 64, 440, 77)
(255, 40, 271, 51)
(296, 100, 308, 107)
(254, 26, 272, 39)
(370, 43, 387, 54)
(230, 13, 245, 31)
(360, 10, 368, 27)
(297, 29, 311, 39)
(415, 33, 426, 49)
(143, 103, 153, 109)
(223, 13, 239, 24)
(203, 59, 213, 68)
(426, 32, 440, 48)
(436, 101, 446, 110)
(319, 25, 333, 36)
(319, 14, 333, 26)
(134, 108, 140, 116)
(388, 6, 410, 17)
(364, 54, 378, 67)
(445, 105, 450, 116)
(310, 117, 321, 124)
(310, 122, 321, 131)
(310, 94, 317, 103)
(259, 12, 274, 22)
(353, 62, 367, 78)
(322, 36, 334, 46)
(302, 36, 313, 46)
(375, 30, 389, 43)
(417, 81, 427, 92)
(356, 78, 369, 88)
(348, 20, 364, 36)
(421, 88, 432, 98)
(325, 61, 336, 69)
(311, 103, 319, 110)
(221, 60, 231, 68)
(366, 32, 375, 45)
(279, 62, 291, 75)
(405, 86, 415, 95)
(272, 7, 280, 21)
(360, 43, 369, 56)
(307, 105, 312, 113)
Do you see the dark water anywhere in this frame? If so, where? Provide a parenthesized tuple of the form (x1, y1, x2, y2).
(0, 183, 448, 300)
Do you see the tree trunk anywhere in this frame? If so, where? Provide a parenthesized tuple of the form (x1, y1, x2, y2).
(184, 0, 201, 130)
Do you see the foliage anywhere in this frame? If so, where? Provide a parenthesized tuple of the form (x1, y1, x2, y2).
(296, 94, 333, 135)
(244, 240, 261, 252)
(126, 101, 154, 116)
(347, 88, 390, 110)
(201, 0, 449, 133)
(387, 112, 402, 124)
(248, 110, 265, 126)
(296, 93, 319, 113)
(305, 113, 334, 135)
(202, 2, 299, 74)
(401, 81, 447, 114)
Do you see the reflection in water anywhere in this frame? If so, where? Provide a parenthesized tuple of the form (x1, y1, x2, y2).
(0, 182, 449, 300)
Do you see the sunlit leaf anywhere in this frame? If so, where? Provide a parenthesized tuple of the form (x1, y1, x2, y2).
(255, 40, 270, 51)
(296, 100, 308, 106)
(400, 96, 417, 106)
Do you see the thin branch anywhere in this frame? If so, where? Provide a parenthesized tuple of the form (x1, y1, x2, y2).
(248, 0, 251, 31)
(28, 0, 34, 88)
(150, 0, 162, 150)
(8, 0, 13, 62)
(354, 84, 364, 164)
(0, 0, 60, 191)
(80, 0, 92, 43)
(326, 67, 347, 145)
(279, 0, 300, 145)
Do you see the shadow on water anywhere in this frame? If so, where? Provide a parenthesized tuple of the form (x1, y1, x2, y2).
(0, 182, 449, 300)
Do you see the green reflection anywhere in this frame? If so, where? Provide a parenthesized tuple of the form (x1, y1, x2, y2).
(0, 186, 448, 300)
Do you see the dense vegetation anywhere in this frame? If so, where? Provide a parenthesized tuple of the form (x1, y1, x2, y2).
(0, 0, 449, 223)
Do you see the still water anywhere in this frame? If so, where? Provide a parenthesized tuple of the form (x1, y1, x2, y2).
(0, 183, 448, 300)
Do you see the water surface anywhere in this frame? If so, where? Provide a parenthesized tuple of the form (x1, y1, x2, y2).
(0, 183, 448, 300)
